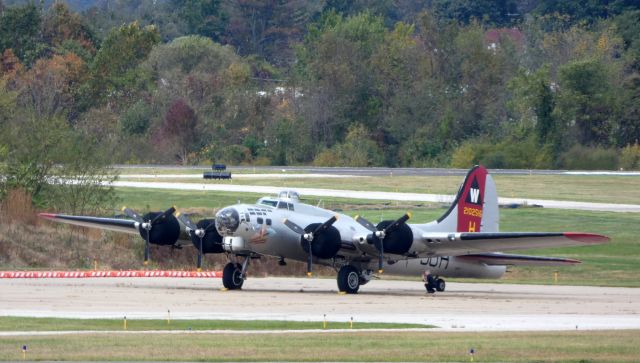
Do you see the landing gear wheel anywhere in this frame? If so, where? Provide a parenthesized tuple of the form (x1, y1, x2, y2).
(337, 265, 360, 294)
(435, 278, 446, 292)
(222, 262, 244, 290)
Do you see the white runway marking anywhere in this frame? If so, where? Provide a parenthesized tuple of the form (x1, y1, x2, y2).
(2, 277, 639, 332)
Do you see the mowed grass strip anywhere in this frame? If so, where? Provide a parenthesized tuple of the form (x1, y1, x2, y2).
(0, 330, 638, 361)
(0, 317, 431, 332)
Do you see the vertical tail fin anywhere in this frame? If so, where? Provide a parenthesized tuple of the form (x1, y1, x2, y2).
(435, 165, 499, 232)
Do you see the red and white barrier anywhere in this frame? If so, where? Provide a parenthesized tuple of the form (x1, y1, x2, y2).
(0, 270, 220, 278)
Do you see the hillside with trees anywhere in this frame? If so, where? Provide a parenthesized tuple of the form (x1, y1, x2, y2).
(2, 0, 640, 209)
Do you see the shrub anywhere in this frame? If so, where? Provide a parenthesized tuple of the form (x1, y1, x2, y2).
(619, 143, 640, 170)
(450, 143, 477, 168)
(0, 188, 36, 225)
(450, 136, 553, 169)
(559, 145, 619, 170)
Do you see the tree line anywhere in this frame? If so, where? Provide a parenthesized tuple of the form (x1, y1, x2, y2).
(1, 0, 640, 207)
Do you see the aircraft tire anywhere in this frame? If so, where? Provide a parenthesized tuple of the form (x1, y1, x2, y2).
(222, 262, 244, 290)
(337, 265, 360, 294)
(435, 278, 446, 292)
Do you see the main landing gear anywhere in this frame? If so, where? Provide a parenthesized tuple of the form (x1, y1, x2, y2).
(427, 276, 446, 292)
(222, 256, 252, 290)
(337, 265, 371, 294)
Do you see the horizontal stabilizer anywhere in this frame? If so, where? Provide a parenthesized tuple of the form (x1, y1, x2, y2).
(39, 213, 139, 235)
(420, 231, 609, 256)
(459, 252, 581, 266)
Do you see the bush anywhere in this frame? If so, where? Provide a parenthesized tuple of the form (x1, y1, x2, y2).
(450, 136, 553, 169)
(619, 143, 640, 170)
(559, 145, 619, 170)
(313, 148, 340, 167)
(220, 144, 253, 165)
(450, 143, 477, 168)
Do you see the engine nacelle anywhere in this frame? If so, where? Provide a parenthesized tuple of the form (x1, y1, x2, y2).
(300, 223, 341, 259)
(375, 220, 413, 255)
(189, 219, 224, 254)
(140, 212, 180, 246)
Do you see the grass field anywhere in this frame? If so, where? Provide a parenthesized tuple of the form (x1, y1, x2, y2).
(0, 317, 430, 331)
(1, 329, 638, 361)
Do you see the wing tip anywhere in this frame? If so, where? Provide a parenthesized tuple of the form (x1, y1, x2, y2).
(564, 232, 610, 244)
(38, 213, 57, 220)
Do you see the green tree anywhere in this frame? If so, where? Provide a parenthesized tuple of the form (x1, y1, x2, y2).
(614, 10, 640, 70)
(89, 22, 160, 105)
(615, 73, 640, 146)
(0, 112, 116, 212)
(297, 11, 386, 144)
(172, 0, 226, 40)
(432, 0, 518, 26)
(41, 2, 96, 56)
(0, 3, 45, 65)
(120, 99, 151, 136)
(508, 66, 561, 151)
(557, 59, 615, 146)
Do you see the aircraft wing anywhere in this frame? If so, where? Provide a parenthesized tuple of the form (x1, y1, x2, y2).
(420, 232, 609, 256)
(39, 213, 139, 235)
(458, 252, 581, 266)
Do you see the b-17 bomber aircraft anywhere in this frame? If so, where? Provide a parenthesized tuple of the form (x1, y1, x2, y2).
(40, 166, 609, 293)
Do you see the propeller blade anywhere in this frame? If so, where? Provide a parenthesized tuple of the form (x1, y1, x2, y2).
(354, 215, 377, 232)
(197, 236, 203, 272)
(283, 219, 305, 235)
(122, 206, 143, 223)
(306, 240, 313, 277)
(204, 222, 217, 232)
(143, 229, 150, 266)
(176, 212, 198, 231)
(312, 215, 338, 235)
(378, 241, 384, 274)
(152, 206, 176, 225)
(384, 212, 411, 234)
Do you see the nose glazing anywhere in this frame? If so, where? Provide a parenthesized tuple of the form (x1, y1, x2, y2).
(215, 207, 240, 233)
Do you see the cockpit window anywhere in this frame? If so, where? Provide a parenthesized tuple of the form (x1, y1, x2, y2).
(259, 199, 278, 207)
(278, 190, 300, 202)
(277, 201, 294, 211)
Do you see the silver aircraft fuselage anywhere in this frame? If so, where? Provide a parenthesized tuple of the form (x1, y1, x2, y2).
(214, 193, 505, 280)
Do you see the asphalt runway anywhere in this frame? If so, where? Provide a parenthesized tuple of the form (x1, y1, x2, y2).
(2, 277, 639, 332)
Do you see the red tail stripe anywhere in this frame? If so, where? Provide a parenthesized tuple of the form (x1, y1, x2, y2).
(563, 233, 611, 244)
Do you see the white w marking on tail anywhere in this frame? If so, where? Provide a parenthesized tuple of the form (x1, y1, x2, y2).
(469, 188, 480, 204)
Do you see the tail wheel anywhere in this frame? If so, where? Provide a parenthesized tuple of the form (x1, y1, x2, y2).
(435, 278, 446, 292)
(337, 265, 360, 294)
(222, 262, 244, 290)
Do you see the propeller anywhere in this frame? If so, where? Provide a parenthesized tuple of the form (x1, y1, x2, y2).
(355, 213, 411, 274)
(122, 206, 176, 266)
(283, 216, 338, 277)
(176, 212, 217, 271)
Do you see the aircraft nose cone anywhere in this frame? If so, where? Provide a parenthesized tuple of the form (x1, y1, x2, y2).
(215, 207, 240, 234)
